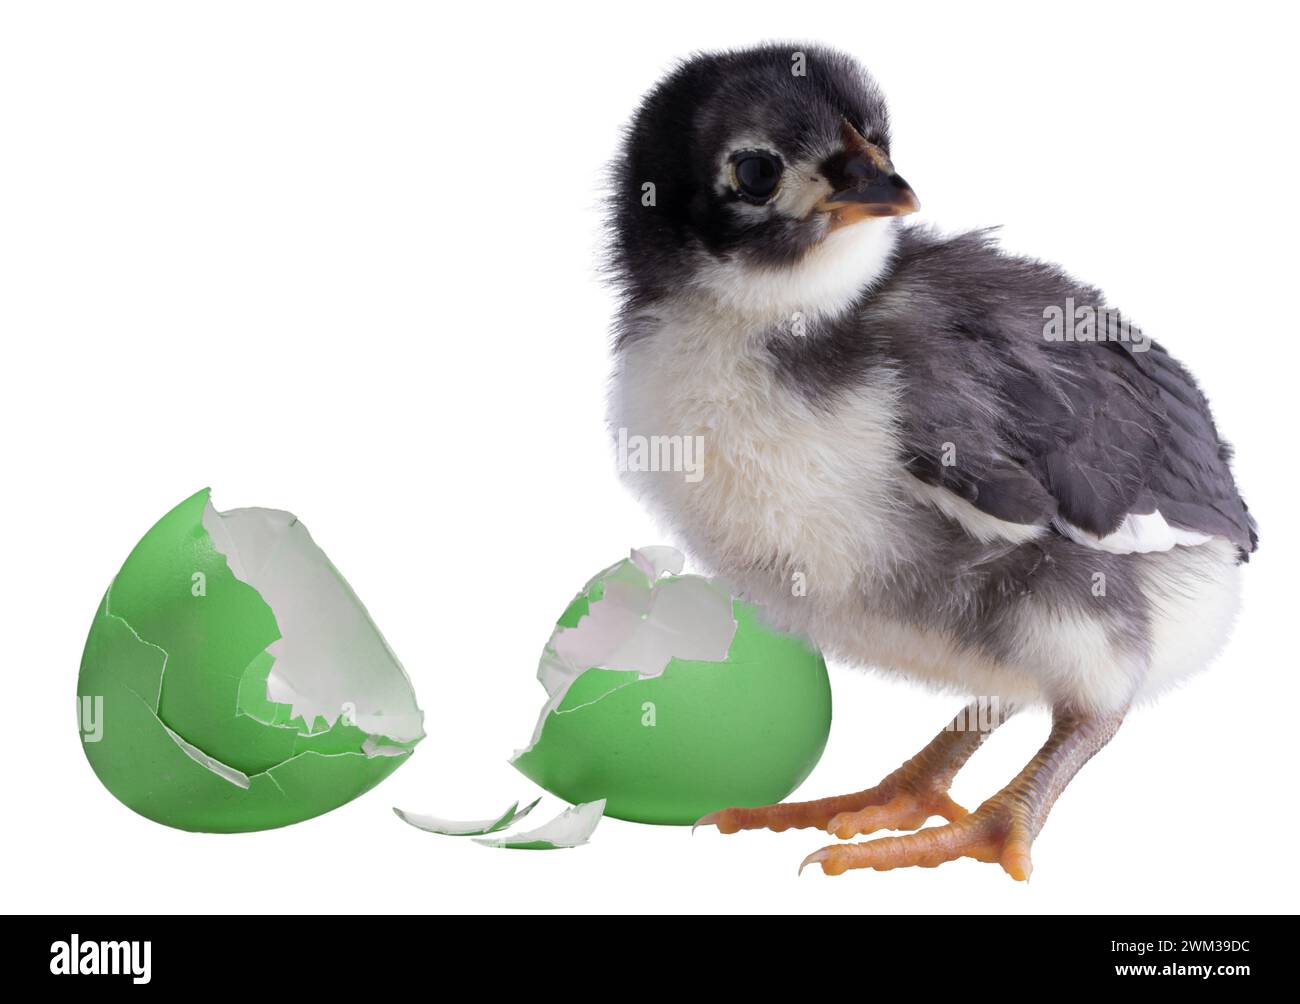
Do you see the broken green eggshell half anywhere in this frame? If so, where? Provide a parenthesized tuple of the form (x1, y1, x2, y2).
(512, 547, 832, 825)
(77, 488, 424, 832)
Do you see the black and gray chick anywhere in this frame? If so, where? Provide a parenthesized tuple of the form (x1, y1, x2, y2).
(606, 44, 1256, 878)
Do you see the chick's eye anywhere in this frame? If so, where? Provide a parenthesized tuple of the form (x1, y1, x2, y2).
(733, 152, 781, 201)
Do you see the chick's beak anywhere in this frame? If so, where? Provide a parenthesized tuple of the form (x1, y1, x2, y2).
(815, 120, 920, 230)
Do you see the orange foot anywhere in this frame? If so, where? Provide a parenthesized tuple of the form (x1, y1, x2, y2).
(801, 795, 1035, 880)
(696, 781, 970, 838)
(697, 704, 998, 838)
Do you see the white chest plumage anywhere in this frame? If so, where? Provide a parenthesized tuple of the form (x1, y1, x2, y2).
(609, 302, 1058, 706)
(610, 294, 906, 602)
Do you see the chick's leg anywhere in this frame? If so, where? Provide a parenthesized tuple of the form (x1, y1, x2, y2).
(697, 701, 1008, 837)
(802, 705, 1125, 881)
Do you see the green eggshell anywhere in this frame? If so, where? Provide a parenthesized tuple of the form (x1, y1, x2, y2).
(513, 596, 831, 825)
(77, 488, 416, 833)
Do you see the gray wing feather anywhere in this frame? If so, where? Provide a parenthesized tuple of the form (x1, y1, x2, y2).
(884, 230, 1256, 556)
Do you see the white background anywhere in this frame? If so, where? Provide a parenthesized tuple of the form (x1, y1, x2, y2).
(3, 1, 1296, 915)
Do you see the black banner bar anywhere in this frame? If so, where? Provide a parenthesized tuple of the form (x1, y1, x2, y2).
(4, 914, 1279, 986)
